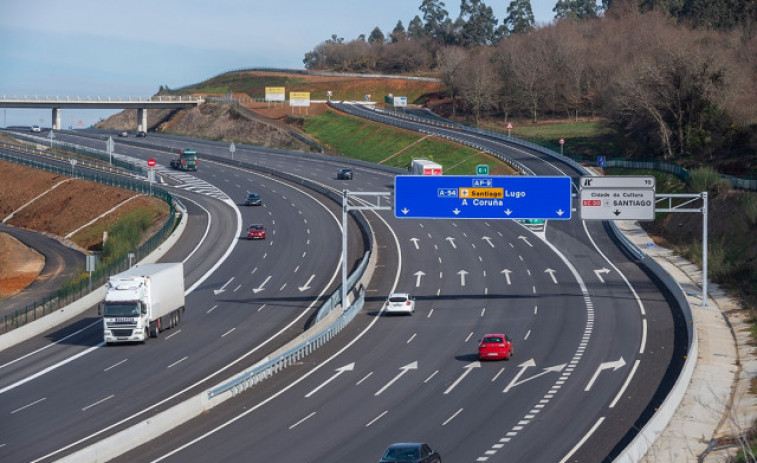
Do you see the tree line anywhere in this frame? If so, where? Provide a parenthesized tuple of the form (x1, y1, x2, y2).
(303, 0, 757, 173)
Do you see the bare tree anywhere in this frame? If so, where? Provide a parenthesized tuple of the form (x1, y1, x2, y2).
(436, 46, 468, 116)
(455, 49, 499, 126)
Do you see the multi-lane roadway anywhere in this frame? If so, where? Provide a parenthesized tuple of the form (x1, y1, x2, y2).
(0, 112, 686, 462)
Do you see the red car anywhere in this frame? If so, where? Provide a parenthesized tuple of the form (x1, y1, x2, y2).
(247, 224, 266, 240)
(478, 333, 513, 360)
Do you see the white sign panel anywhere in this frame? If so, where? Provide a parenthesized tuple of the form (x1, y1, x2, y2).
(265, 87, 286, 102)
(393, 96, 407, 107)
(580, 176, 656, 221)
(289, 91, 311, 107)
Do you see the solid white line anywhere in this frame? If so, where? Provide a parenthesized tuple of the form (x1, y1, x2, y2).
(11, 397, 46, 414)
(289, 412, 316, 429)
(559, 417, 605, 463)
(82, 395, 114, 412)
(0, 319, 101, 371)
(366, 411, 388, 427)
(610, 359, 640, 408)
(442, 408, 463, 426)
(640, 318, 647, 354)
(104, 359, 127, 372)
(0, 343, 103, 394)
(167, 356, 188, 369)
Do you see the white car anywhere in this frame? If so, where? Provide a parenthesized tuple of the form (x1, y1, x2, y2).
(31, 125, 41, 133)
(384, 292, 415, 315)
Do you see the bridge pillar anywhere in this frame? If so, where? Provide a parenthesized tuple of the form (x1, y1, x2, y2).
(137, 108, 147, 132)
(52, 108, 61, 130)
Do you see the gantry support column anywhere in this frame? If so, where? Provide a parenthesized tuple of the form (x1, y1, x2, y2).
(137, 108, 147, 132)
(52, 108, 61, 130)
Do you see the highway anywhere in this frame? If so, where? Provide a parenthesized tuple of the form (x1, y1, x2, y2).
(0, 114, 686, 462)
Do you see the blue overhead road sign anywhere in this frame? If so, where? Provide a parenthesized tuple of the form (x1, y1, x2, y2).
(394, 175, 572, 220)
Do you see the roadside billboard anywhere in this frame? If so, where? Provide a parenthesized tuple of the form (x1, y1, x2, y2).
(290, 92, 311, 107)
(265, 87, 286, 102)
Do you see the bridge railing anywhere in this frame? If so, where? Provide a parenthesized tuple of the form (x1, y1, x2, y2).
(0, 95, 203, 103)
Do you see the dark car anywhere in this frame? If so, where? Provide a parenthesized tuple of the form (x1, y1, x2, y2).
(136, 131, 147, 137)
(118, 131, 128, 137)
(245, 192, 262, 206)
(246, 224, 266, 240)
(379, 443, 441, 463)
(337, 168, 353, 180)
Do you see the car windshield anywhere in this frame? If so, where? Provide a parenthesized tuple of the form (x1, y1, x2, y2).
(483, 336, 504, 343)
(249, 225, 263, 230)
(383, 446, 419, 460)
(247, 194, 259, 199)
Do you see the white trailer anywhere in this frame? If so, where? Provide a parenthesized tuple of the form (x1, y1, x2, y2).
(409, 159, 443, 175)
(101, 262, 185, 344)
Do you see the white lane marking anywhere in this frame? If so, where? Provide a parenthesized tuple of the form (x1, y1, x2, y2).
(427, 308, 434, 318)
(165, 330, 181, 340)
(0, 343, 103, 394)
(524, 330, 531, 340)
(610, 359, 641, 408)
(640, 318, 647, 354)
(0, 319, 100, 371)
(424, 370, 439, 383)
(167, 356, 188, 369)
(356, 372, 373, 385)
(481, 308, 486, 317)
(305, 363, 355, 398)
(104, 359, 127, 372)
(11, 397, 46, 414)
(206, 305, 218, 314)
(82, 395, 114, 412)
(444, 362, 480, 395)
(374, 361, 418, 396)
(407, 333, 417, 344)
(442, 408, 464, 426)
(559, 417, 605, 463)
(492, 368, 505, 382)
(221, 328, 236, 338)
(257, 304, 266, 312)
(366, 411, 388, 427)
(289, 412, 316, 429)
(465, 332, 473, 343)
(279, 283, 287, 291)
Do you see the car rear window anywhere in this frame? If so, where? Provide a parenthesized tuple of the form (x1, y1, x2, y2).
(483, 336, 503, 343)
(389, 296, 407, 303)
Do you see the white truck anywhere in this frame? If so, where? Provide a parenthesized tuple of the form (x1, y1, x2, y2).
(409, 158, 443, 175)
(101, 262, 185, 344)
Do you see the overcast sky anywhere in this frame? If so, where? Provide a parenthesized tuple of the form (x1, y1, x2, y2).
(0, 0, 555, 127)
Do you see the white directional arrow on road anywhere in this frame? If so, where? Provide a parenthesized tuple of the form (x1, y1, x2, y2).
(544, 268, 558, 284)
(410, 238, 420, 250)
(252, 275, 272, 294)
(298, 274, 316, 292)
(458, 270, 468, 286)
(444, 361, 481, 394)
(518, 236, 533, 247)
(482, 236, 495, 248)
(501, 269, 512, 285)
(584, 357, 626, 391)
(305, 363, 355, 397)
(375, 361, 418, 396)
(594, 268, 611, 283)
(503, 359, 567, 393)
(213, 277, 235, 295)
(446, 237, 457, 249)
(414, 271, 426, 287)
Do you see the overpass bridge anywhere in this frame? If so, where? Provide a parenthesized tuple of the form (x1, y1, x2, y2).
(0, 95, 204, 130)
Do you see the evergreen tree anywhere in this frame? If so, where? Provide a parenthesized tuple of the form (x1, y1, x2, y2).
(368, 27, 385, 45)
(420, 0, 450, 39)
(408, 15, 426, 39)
(553, 0, 600, 20)
(459, 0, 499, 46)
(504, 0, 535, 33)
(390, 20, 407, 42)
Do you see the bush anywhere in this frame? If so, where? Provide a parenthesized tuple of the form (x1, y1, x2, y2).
(687, 167, 731, 194)
(101, 212, 153, 263)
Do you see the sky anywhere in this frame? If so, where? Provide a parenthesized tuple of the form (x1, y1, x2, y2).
(0, 0, 555, 128)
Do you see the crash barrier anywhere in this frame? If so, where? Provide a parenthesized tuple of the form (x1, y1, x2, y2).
(0, 129, 144, 175)
(0, 146, 176, 334)
(333, 103, 696, 463)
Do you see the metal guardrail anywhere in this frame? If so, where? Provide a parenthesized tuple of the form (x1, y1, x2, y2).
(0, 95, 203, 102)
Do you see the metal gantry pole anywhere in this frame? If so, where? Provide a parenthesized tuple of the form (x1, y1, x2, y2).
(702, 191, 708, 307)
